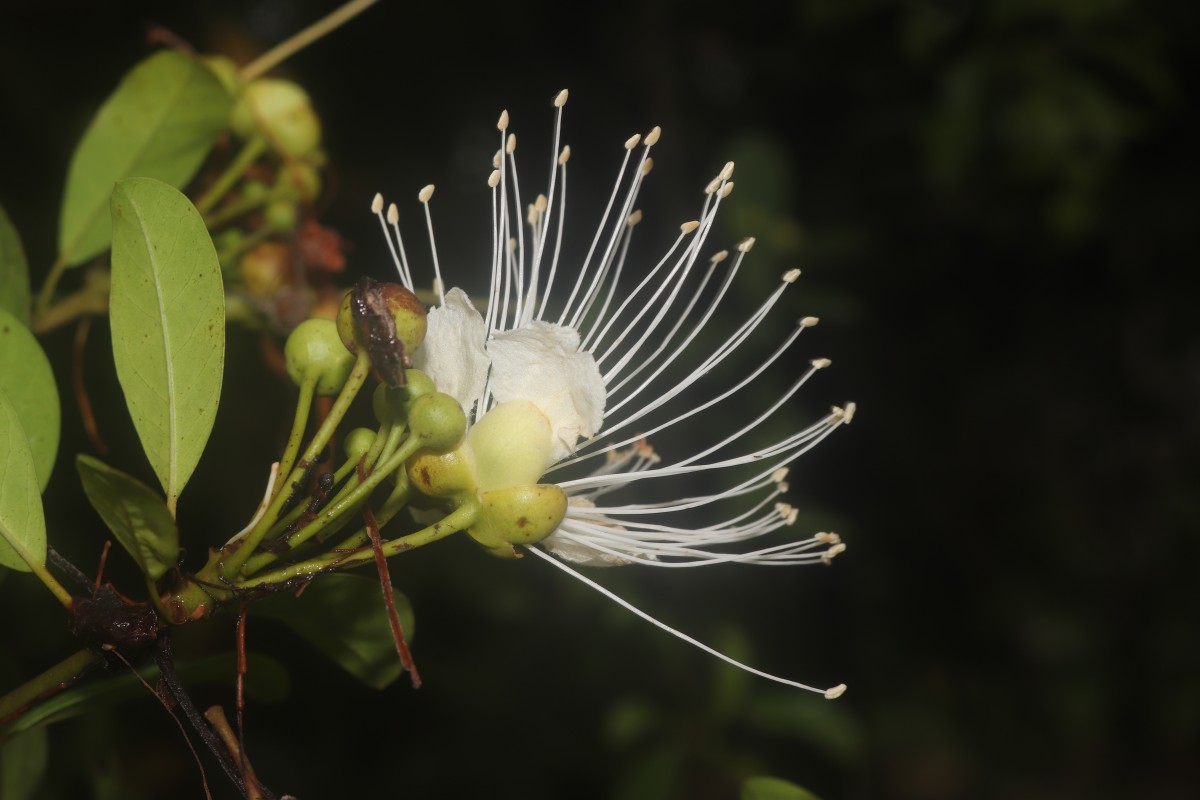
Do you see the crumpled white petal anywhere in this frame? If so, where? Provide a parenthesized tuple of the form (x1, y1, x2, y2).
(412, 288, 489, 416)
(487, 321, 606, 462)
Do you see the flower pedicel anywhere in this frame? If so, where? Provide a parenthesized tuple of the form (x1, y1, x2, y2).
(371, 89, 854, 700)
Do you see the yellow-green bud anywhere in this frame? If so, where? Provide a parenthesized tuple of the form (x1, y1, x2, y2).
(467, 484, 568, 556)
(231, 79, 321, 158)
(336, 281, 428, 355)
(372, 369, 436, 424)
(466, 400, 552, 492)
(265, 199, 298, 230)
(284, 318, 355, 395)
(343, 427, 376, 460)
(407, 392, 466, 451)
(407, 447, 475, 501)
(277, 161, 321, 202)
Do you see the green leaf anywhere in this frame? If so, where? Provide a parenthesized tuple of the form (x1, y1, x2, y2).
(0, 387, 46, 572)
(253, 573, 416, 690)
(0, 203, 31, 325)
(0, 309, 60, 491)
(109, 177, 224, 513)
(0, 653, 289, 737)
(0, 726, 48, 800)
(58, 49, 230, 267)
(740, 776, 821, 800)
(75, 454, 179, 581)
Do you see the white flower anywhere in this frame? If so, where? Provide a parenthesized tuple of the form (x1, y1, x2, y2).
(372, 90, 853, 699)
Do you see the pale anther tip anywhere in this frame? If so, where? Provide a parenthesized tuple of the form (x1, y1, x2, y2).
(558, 145, 571, 165)
(720, 161, 735, 180)
(719, 181, 734, 198)
(772, 467, 789, 482)
(843, 402, 857, 423)
(783, 269, 801, 284)
(506, 133, 517, 154)
(493, 149, 502, 168)
(811, 357, 832, 369)
(497, 109, 509, 130)
(488, 169, 501, 188)
(535, 194, 548, 211)
(386, 203, 399, 224)
(644, 126, 662, 146)
(627, 209, 643, 226)
(640, 157, 654, 176)
(419, 185, 435, 203)
(824, 684, 847, 700)
(704, 177, 721, 195)
(554, 89, 569, 108)
(680, 220, 701, 234)
(711, 250, 729, 264)
(370, 193, 384, 213)
(799, 316, 819, 328)
(737, 237, 757, 253)
(625, 133, 642, 150)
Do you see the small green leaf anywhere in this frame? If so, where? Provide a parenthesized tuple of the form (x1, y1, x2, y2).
(109, 177, 224, 513)
(0, 653, 290, 737)
(0, 309, 60, 491)
(253, 573, 416, 690)
(0, 203, 31, 325)
(740, 776, 822, 800)
(58, 49, 230, 267)
(0, 726, 48, 800)
(75, 454, 179, 580)
(0, 387, 46, 572)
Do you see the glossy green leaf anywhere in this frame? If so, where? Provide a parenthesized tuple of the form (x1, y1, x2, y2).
(253, 573, 416, 690)
(0, 653, 290, 737)
(58, 49, 230, 267)
(75, 454, 179, 580)
(0, 309, 60, 491)
(0, 203, 31, 325)
(0, 726, 47, 800)
(109, 177, 224, 513)
(740, 776, 821, 800)
(0, 387, 46, 572)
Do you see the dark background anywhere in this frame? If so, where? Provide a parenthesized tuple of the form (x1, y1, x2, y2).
(1, 1, 1197, 798)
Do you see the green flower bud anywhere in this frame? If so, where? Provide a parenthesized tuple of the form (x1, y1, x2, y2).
(265, 199, 298, 230)
(238, 240, 290, 297)
(467, 484, 568, 556)
(277, 161, 321, 202)
(231, 79, 321, 158)
(407, 392, 466, 451)
(336, 280, 428, 355)
(343, 427, 376, 460)
(372, 369, 436, 424)
(284, 318, 355, 395)
(406, 447, 475, 501)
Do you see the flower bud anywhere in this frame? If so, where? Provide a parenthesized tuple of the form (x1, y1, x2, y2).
(284, 318, 355, 395)
(336, 280, 428, 355)
(466, 400, 552, 491)
(372, 370, 436, 423)
(343, 427, 376, 460)
(265, 199, 298, 230)
(407, 447, 475, 500)
(467, 484, 567, 556)
(239, 240, 291, 297)
(407, 392, 466, 451)
(277, 161, 322, 203)
(231, 79, 321, 158)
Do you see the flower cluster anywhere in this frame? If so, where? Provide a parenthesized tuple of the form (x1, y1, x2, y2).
(372, 90, 853, 698)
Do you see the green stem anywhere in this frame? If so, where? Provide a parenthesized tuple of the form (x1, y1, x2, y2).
(0, 532, 74, 608)
(220, 350, 372, 579)
(33, 256, 69, 323)
(240, 0, 382, 82)
(195, 136, 267, 215)
(239, 430, 424, 577)
(0, 648, 104, 728)
(239, 501, 478, 590)
(203, 187, 273, 229)
(275, 374, 318, 498)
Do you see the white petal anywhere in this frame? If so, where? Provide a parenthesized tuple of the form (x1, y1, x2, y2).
(487, 321, 606, 462)
(413, 288, 489, 415)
